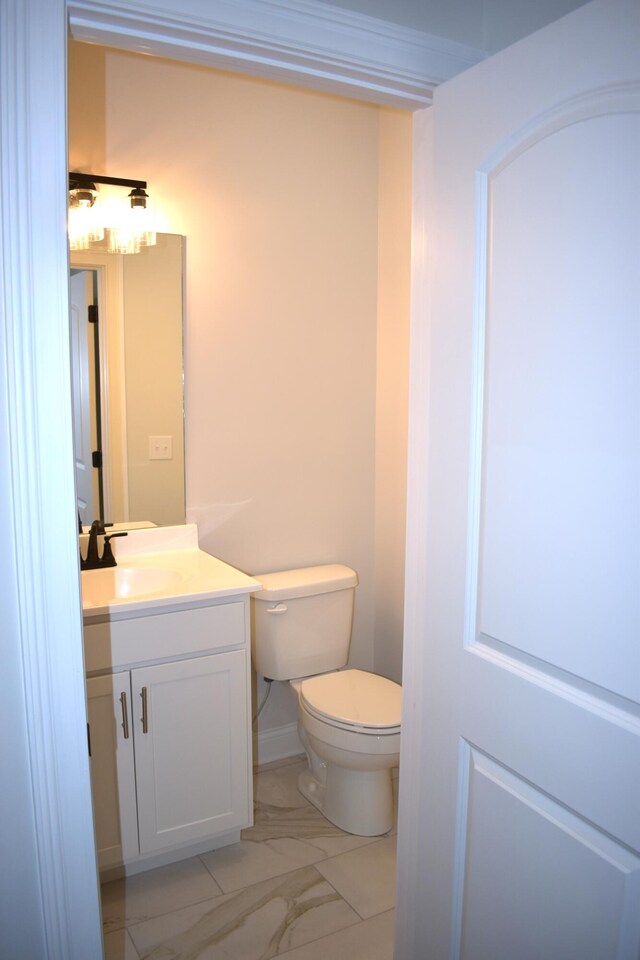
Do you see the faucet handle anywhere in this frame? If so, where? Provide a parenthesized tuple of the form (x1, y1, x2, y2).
(101, 531, 128, 568)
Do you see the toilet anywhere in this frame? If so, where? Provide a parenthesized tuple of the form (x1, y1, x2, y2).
(252, 564, 401, 836)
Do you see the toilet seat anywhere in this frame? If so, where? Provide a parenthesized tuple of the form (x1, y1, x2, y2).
(299, 669, 401, 735)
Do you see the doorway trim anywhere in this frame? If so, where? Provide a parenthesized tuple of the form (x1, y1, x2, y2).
(67, 0, 484, 109)
(2, 0, 445, 956)
(70, 253, 129, 523)
(1, 1, 104, 957)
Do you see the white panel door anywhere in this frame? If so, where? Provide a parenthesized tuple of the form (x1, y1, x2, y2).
(401, 1, 640, 957)
(132, 652, 251, 854)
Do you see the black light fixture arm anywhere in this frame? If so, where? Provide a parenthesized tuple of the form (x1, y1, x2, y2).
(69, 172, 147, 191)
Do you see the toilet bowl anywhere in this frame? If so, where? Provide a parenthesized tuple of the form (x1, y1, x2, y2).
(252, 564, 402, 836)
(291, 669, 400, 836)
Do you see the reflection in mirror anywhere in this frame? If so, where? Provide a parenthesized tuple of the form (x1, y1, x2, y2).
(70, 234, 185, 528)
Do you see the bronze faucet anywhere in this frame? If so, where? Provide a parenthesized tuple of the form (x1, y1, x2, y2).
(81, 519, 127, 570)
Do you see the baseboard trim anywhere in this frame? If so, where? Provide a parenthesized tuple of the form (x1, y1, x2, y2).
(254, 721, 303, 767)
(99, 829, 241, 881)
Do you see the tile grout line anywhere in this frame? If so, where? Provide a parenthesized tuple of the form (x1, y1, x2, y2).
(102, 756, 397, 958)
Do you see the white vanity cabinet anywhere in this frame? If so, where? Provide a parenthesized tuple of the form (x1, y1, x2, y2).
(86, 672, 138, 869)
(84, 594, 255, 875)
(133, 649, 248, 854)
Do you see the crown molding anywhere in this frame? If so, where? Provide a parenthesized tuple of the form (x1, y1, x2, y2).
(68, 0, 485, 109)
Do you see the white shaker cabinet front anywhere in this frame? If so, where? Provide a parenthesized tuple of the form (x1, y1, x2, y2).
(132, 650, 249, 853)
(86, 672, 138, 870)
(84, 595, 254, 874)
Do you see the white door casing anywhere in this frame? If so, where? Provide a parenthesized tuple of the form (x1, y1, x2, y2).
(9, 2, 459, 954)
(0, 1, 104, 957)
(70, 251, 129, 522)
(396, 2, 640, 958)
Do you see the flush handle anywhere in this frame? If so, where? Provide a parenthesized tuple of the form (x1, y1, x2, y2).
(267, 603, 288, 615)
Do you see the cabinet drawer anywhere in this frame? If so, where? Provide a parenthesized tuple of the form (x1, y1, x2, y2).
(84, 601, 246, 672)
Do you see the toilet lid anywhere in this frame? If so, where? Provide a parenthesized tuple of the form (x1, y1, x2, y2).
(300, 669, 401, 732)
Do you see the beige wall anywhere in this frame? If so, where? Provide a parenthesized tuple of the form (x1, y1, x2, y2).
(68, 42, 411, 738)
(123, 235, 185, 526)
(374, 108, 412, 683)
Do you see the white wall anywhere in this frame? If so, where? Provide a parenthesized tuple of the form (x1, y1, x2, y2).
(69, 42, 411, 746)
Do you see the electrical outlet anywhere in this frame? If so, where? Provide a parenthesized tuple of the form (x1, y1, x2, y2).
(149, 436, 173, 460)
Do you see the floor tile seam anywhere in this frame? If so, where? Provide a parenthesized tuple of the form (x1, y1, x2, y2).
(311, 870, 371, 923)
(301, 831, 388, 865)
(114, 885, 229, 930)
(196, 835, 378, 897)
(122, 887, 230, 939)
(209, 856, 346, 897)
(198, 850, 231, 891)
(124, 926, 143, 960)
(254, 754, 306, 774)
(122, 861, 359, 938)
(238, 829, 383, 857)
(271, 914, 368, 959)
(316, 832, 396, 862)
(103, 925, 143, 959)
(197, 855, 265, 896)
(314, 843, 399, 921)
(272, 906, 398, 959)
(102, 839, 397, 932)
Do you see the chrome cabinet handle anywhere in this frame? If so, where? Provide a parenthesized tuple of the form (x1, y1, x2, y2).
(141, 686, 148, 734)
(120, 691, 130, 740)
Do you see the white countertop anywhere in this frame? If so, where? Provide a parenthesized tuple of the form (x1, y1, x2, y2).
(81, 524, 261, 621)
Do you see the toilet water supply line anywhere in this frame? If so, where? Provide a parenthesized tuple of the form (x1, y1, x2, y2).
(252, 678, 272, 724)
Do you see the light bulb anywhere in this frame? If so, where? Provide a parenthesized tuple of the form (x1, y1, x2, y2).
(68, 185, 104, 250)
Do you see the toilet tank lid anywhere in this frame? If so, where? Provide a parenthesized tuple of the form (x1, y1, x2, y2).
(253, 564, 358, 601)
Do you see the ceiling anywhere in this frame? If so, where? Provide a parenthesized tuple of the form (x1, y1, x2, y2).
(314, 0, 590, 54)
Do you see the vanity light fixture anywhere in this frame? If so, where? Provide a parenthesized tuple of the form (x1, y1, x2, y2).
(68, 172, 157, 254)
(68, 178, 104, 250)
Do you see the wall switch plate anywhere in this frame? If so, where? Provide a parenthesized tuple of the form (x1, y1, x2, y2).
(149, 436, 173, 460)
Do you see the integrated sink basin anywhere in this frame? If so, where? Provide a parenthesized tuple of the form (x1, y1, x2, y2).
(80, 523, 261, 618)
(81, 565, 183, 608)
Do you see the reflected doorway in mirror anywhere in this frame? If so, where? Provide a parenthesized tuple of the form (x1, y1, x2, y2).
(70, 233, 185, 527)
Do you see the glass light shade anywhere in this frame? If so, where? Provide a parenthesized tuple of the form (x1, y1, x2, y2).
(68, 188, 104, 250)
(107, 196, 156, 255)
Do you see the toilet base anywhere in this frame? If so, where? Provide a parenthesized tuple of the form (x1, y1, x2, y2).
(298, 752, 395, 837)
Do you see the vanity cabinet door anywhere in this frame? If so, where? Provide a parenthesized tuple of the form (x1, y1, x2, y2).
(86, 673, 139, 869)
(131, 651, 251, 854)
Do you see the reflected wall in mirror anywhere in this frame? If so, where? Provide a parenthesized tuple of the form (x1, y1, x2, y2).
(70, 233, 185, 528)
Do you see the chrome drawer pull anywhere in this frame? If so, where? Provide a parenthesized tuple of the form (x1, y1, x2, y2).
(141, 686, 148, 734)
(120, 691, 129, 740)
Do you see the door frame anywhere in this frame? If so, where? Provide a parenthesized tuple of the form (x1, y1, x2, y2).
(2, 0, 477, 956)
(69, 252, 129, 523)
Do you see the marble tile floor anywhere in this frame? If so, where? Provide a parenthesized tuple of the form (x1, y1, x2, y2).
(101, 755, 397, 960)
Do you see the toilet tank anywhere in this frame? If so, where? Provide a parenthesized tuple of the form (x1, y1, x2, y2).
(252, 564, 358, 680)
